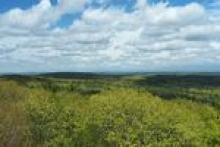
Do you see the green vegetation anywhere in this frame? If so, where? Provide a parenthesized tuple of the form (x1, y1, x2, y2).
(0, 74, 220, 146)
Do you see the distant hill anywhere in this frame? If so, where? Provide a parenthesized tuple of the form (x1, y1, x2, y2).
(1, 72, 220, 80)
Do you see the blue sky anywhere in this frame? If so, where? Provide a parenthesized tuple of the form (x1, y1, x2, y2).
(0, 0, 220, 72)
(0, 0, 216, 27)
(0, 0, 218, 26)
(0, 0, 215, 12)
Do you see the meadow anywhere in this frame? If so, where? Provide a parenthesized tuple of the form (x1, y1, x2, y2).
(0, 73, 219, 147)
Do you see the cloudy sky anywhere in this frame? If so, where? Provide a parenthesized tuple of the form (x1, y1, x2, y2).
(0, 0, 220, 73)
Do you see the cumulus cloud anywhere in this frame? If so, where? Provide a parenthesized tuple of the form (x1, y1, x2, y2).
(0, 0, 86, 29)
(0, 0, 220, 72)
(0, 0, 51, 28)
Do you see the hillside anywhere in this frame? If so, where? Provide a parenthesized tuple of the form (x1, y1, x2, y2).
(0, 74, 219, 146)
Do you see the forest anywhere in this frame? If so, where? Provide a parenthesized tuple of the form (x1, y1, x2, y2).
(0, 73, 220, 147)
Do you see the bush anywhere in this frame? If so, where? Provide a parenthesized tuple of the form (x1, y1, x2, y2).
(24, 88, 220, 146)
(0, 78, 219, 147)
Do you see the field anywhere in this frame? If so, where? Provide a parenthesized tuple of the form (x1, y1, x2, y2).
(0, 73, 220, 147)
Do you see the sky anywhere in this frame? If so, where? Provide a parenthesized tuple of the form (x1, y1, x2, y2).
(0, 0, 220, 73)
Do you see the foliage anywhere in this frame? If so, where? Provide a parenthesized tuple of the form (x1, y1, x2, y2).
(0, 75, 220, 146)
(135, 75, 220, 108)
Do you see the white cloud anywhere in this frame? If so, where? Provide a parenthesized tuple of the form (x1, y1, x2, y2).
(0, 0, 51, 28)
(0, 0, 86, 29)
(135, 0, 148, 10)
(0, 0, 220, 72)
(57, 0, 86, 13)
